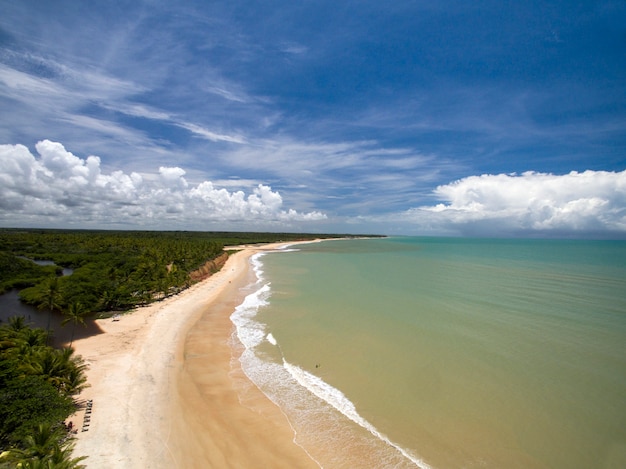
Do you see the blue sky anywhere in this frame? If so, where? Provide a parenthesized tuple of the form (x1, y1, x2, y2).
(1, 0, 625, 237)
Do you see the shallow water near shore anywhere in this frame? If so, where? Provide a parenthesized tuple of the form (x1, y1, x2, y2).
(231, 237, 626, 468)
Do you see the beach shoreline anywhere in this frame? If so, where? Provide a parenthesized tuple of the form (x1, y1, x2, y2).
(70, 241, 321, 468)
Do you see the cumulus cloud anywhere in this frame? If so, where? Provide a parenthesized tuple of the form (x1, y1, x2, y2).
(0, 140, 326, 228)
(404, 171, 626, 236)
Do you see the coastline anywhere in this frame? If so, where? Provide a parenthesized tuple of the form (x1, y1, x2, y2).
(70, 242, 321, 468)
(67, 236, 626, 469)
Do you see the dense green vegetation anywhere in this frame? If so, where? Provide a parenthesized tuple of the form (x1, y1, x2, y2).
(0, 317, 87, 468)
(0, 229, 350, 317)
(0, 230, 226, 313)
(0, 253, 60, 294)
(0, 230, 217, 311)
(0, 229, 369, 467)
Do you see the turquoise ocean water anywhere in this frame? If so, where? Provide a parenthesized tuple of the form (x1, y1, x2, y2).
(230, 237, 626, 468)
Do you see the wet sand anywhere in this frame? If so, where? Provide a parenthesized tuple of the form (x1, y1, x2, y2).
(71, 243, 320, 468)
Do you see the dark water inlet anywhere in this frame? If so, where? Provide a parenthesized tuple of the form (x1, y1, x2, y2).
(0, 259, 90, 347)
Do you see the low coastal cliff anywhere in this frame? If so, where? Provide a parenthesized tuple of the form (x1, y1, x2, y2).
(189, 252, 229, 282)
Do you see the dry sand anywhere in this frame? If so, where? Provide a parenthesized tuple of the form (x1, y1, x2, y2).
(70, 243, 321, 469)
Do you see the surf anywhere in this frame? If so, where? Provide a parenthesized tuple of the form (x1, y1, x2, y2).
(230, 249, 431, 468)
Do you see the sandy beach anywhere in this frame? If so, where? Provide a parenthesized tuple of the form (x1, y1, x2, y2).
(70, 243, 320, 468)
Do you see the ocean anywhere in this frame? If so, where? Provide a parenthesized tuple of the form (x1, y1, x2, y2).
(229, 237, 626, 469)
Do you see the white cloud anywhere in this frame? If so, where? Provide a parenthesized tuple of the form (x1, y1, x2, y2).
(0, 140, 326, 228)
(0, 59, 142, 107)
(175, 122, 247, 144)
(402, 171, 626, 236)
(281, 42, 308, 55)
(203, 85, 249, 103)
(101, 102, 172, 121)
(0, 64, 61, 97)
(159, 166, 188, 189)
(102, 103, 248, 145)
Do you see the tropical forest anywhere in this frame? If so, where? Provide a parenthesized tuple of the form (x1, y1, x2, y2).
(0, 228, 348, 467)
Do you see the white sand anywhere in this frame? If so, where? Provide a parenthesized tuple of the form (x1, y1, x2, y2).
(71, 243, 320, 468)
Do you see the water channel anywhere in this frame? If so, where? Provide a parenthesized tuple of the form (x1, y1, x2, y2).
(0, 259, 86, 347)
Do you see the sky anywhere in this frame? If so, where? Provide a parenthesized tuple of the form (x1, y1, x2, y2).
(1, 0, 625, 237)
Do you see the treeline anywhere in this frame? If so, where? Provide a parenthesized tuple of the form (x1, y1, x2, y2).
(0, 229, 355, 316)
(0, 229, 362, 467)
(0, 230, 225, 316)
(0, 252, 59, 292)
(0, 317, 87, 468)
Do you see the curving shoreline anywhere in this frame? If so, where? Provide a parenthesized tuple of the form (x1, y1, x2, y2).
(71, 242, 320, 468)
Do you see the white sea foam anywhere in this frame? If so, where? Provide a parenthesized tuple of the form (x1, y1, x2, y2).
(230, 282, 271, 349)
(283, 361, 432, 469)
(231, 250, 431, 469)
(250, 252, 266, 282)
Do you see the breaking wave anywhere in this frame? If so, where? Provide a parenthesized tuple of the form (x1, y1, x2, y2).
(229, 252, 431, 469)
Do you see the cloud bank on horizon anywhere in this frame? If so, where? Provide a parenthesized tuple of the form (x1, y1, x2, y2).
(0, 1, 625, 237)
(403, 171, 626, 237)
(2, 141, 624, 237)
(0, 141, 325, 230)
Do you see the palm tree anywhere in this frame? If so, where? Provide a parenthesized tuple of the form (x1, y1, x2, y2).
(7, 315, 28, 332)
(0, 423, 60, 465)
(61, 303, 88, 348)
(0, 423, 86, 469)
(63, 363, 89, 396)
(19, 347, 88, 396)
(44, 439, 87, 469)
(56, 348, 88, 396)
(18, 327, 48, 348)
(97, 289, 115, 311)
(0, 317, 45, 357)
(21, 423, 61, 460)
(0, 317, 29, 351)
(37, 277, 62, 344)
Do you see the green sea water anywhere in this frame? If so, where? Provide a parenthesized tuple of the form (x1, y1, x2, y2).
(231, 237, 626, 468)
